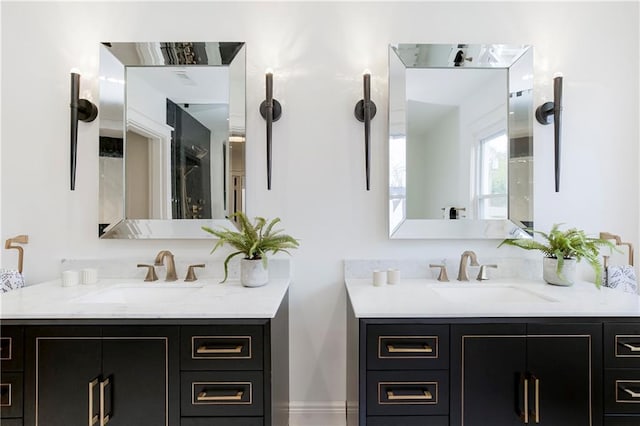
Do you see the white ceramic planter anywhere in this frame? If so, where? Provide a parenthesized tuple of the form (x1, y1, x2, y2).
(543, 257, 577, 286)
(240, 258, 269, 287)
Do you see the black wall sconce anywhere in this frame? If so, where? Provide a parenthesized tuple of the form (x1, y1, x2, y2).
(70, 70, 98, 190)
(354, 71, 377, 190)
(259, 69, 282, 190)
(535, 74, 563, 192)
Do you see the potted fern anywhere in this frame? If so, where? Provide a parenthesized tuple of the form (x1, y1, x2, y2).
(499, 224, 615, 287)
(202, 212, 299, 287)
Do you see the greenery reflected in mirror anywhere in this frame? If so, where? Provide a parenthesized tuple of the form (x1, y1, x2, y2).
(98, 42, 246, 239)
(389, 44, 533, 239)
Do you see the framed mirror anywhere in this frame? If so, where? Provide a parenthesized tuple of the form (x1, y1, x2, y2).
(388, 44, 533, 239)
(98, 42, 246, 238)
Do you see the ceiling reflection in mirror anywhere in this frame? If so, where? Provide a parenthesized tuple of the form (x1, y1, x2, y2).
(98, 42, 246, 238)
(389, 44, 533, 239)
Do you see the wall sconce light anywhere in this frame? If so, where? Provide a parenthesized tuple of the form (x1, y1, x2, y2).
(354, 70, 377, 191)
(535, 73, 563, 192)
(70, 69, 98, 191)
(259, 69, 282, 190)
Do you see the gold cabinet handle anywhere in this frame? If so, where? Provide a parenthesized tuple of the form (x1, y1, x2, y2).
(197, 390, 244, 401)
(623, 342, 640, 352)
(197, 344, 243, 354)
(386, 390, 432, 401)
(621, 386, 640, 398)
(533, 376, 540, 424)
(100, 377, 111, 425)
(386, 344, 433, 353)
(521, 376, 529, 424)
(88, 378, 98, 426)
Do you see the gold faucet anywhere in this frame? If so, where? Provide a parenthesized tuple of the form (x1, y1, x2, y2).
(154, 250, 177, 282)
(457, 250, 479, 281)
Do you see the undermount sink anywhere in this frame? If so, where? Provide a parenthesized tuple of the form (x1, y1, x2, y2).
(430, 285, 558, 304)
(71, 283, 204, 305)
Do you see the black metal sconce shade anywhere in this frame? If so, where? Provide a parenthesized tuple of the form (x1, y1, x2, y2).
(354, 72, 377, 190)
(259, 71, 282, 190)
(535, 75, 563, 192)
(70, 71, 98, 190)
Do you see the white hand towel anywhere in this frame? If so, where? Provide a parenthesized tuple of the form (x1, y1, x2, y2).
(605, 265, 638, 294)
(1, 269, 24, 293)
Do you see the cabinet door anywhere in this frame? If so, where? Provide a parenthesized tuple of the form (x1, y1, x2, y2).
(102, 326, 179, 426)
(25, 327, 102, 426)
(527, 323, 602, 426)
(451, 324, 527, 426)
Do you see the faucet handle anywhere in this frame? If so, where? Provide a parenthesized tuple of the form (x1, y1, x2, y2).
(137, 264, 158, 282)
(477, 264, 498, 281)
(185, 264, 206, 282)
(429, 264, 450, 282)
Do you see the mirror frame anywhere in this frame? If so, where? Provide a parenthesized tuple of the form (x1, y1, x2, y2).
(98, 42, 246, 239)
(388, 43, 533, 239)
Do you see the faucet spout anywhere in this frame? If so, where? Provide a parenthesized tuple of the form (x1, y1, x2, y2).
(457, 250, 479, 281)
(154, 250, 177, 282)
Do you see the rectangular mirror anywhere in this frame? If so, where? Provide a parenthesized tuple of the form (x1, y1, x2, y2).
(98, 42, 246, 238)
(388, 44, 533, 239)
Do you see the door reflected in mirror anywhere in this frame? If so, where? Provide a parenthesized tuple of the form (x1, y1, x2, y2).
(98, 42, 246, 238)
(389, 44, 533, 239)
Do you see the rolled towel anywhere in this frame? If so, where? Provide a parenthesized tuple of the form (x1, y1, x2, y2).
(605, 265, 638, 294)
(1, 268, 24, 293)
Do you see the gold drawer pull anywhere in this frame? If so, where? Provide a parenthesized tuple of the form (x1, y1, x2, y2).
(197, 345, 243, 354)
(88, 378, 98, 426)
(386, 390, 432, 401)
(387, 344, 433, 353)
(100, 378, 111, 426)
(197, 390, 244, 401)
(622, 387, 640, 398)
(623, 342, 640, 352)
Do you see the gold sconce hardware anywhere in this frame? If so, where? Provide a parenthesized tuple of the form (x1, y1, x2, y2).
(137, 264, 158, 282)
(387, 344, 433, 354)
(4, 235, 28, 274)
(197, 390, 244, 402)
(185, 264, 206, 282)
(386, 390, 432, 401)
(197, 344, 243, 354)
(100, 377, 111, 425)
(88, 378, 99, 426)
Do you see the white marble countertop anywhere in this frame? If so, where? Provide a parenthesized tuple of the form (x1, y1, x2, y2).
(345, 278, 640, 318)
(0, 278, 289, 319)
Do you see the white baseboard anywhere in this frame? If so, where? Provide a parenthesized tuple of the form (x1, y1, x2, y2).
(288, 401, 346, 426)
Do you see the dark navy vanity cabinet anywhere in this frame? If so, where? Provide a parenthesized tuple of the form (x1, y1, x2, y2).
(0, 292, 288, 426)
(347, 302, 640, 426)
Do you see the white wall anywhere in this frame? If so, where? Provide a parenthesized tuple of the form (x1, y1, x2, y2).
(1, 1, 638, 422)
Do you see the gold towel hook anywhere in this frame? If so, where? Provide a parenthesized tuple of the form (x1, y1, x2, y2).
(600, 232, 634, 267)
(4, 235, 28, 274)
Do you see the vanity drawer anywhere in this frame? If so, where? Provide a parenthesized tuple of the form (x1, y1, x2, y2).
(367, 325, 449, 370)
(605, 324, 640, 368)
(181, 371, 263, 417)
(181, 326, 263, 370)
(0, 372, 23, 418)
(604, 416, 640, 426)
(181, 418, 263, 426)
(366, 370, 449, 416)
(0, 327, 23, 372)
(366, 416, 449, 426)
(605, 369, 640, 414)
